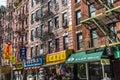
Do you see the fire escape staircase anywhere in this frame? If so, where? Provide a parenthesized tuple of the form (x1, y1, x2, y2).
(81, 0, 120, 43)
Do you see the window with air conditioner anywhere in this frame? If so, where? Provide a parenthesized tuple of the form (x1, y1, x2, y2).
(77, 33, 83, 50)
(54, 16, 59, 29)
(76, 10, 81, 25)
(63, 36, 68, 50)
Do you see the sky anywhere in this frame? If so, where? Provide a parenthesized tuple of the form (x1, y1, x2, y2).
(0, 0, 6, 6)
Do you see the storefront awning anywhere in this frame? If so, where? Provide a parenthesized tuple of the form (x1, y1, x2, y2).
(66, 51, 103, 64)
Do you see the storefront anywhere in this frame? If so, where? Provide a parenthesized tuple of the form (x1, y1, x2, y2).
(0, 65, 11, 80)
(66, 48, 111, 80)
(23, 58, 43, 80)
(12, 61, 24, 80)
(43, 49, 73, 80)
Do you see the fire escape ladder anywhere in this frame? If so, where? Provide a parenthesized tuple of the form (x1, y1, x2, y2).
(91, 19, 113, 43)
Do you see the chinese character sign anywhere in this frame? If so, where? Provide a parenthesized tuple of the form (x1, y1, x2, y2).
(20, 46, 26, 59)
(4, 45, 12, 59)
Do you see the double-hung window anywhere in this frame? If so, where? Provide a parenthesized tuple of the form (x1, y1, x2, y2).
(48, 20, 53, 32)
(63, 36, 68, 50)
(89, 3, 96, 17)
(77, 33, 83, 50)
(55, 16, 59, 29)
(48, 41, 53, 53)
(90, 29, 98, 47)
(31, 30, 34, 41)
(76, 10, 81, 25)
(55, 38, 59, 51)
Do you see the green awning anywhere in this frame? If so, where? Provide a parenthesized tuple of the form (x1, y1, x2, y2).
(66, 51, 103, 63)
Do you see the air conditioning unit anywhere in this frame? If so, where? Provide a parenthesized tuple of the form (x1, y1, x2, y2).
(40, 49, 44, 54)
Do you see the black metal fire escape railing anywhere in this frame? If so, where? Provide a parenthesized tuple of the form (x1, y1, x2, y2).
(81, 0, 120, 44)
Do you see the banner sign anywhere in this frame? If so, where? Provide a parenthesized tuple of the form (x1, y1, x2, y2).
(10, 55, 16, 62)
(13, 62, 23, 70)
(4, 41, 12, 59)
(20, 46, 26, 59)
(24, 58, 43, 68)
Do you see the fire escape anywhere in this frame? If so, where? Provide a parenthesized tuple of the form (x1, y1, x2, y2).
(34, 0, 55, 55)
(81, 0, 120, 44)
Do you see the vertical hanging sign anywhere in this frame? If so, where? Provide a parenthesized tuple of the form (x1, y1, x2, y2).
(20, 46, 26, 59)
(4, 41, 12, 59)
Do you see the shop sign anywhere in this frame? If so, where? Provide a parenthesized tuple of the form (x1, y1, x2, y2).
(10, 55, 16, 62)
(114, 46, 120, 59)
(4, 41, 12, 59)
(13, 62, 23, 70)
(24, 58, 43, 68)
(46, 50, 72, 64)
(20, 46, 26, 59)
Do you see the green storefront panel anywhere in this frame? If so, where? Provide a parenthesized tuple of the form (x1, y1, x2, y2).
(66, 51, 103, 63)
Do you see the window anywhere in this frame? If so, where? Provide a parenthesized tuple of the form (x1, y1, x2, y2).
(89, 3, 96, 17)
(48, 41, 53, 53)
(48, 20, 53, 32)
(25, 17, 28, 25)
(107, 23, 117, 41)
(35, 45, 39, 56)
(75, 0, 80, 3)
(31, 47, 34, 58)
(48, 1, 52, 13)
(41, 25, 44, 37)
(40, 44, 44, 54)
(55, 38, 59, 51)
(25, 33, 27, 41)
(35, 27, 39, 38)
(31, 30, 34, 41)
(54, 0, 58, 3)
(90, 29, 98, 47)
(106, 0, 114, 8)
(54, 0, 59, 10)
(54, 16, 59, 29)
(62, 12, 67, 27)
(31, 0, 34, 7)
(76, 10, 81, 25)
(41, 6, 44, 17)
(77, 33, 83, 50)
(62, 0, 67, 5)
(35, 10, 40, 21)
(31, 14, 34, 24)
(63, 36, 68, 50)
